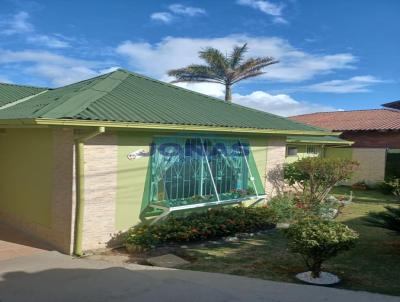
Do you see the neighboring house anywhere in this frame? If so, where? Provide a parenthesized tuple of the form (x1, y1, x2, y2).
(285, 135, 353, 164)
(290, 105, 400, 184)
(0, 69, 333, 255)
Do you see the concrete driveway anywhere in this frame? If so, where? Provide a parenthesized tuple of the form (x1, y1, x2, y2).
(0, 223, 49, 261)
(0, 252, 399, 302)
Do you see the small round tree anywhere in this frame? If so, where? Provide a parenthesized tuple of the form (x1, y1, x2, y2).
(284, 218, 358, 282)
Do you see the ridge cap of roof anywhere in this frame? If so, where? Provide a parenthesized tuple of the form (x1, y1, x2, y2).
(40, 70, 129, 118)
(0, 82, 49, 90)
(290, 108, 398, 118)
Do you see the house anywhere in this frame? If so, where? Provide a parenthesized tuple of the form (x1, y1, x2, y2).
(290, 105, 400, 184)
(285, 135, 353, 164)
(0, 69, 333, 255)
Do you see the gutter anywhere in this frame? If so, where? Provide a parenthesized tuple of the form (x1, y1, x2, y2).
(73, 126, 105, 256)
(0, 118, 339, 137)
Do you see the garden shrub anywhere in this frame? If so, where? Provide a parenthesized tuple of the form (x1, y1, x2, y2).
(364, 206, 400, 235)
(378, 178, 400, 201)
(267, 194, 301, 223)
(284, 157, 359, 206)
(284, 218, 359, 278)
(125, 206, 277, 251)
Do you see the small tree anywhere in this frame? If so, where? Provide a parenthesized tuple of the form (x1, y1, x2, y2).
(285, 218, 359, 278)
(284, 157, 359, 205)
(364, 206, 400, 235)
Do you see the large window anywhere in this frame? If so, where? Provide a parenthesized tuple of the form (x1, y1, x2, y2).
(147, 136, 264, 208)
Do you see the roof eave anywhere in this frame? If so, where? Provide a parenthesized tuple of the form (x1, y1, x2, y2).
(286, 139, 353, 146)
(0, 118, 336, 136)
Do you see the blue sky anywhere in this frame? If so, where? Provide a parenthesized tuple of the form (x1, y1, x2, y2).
(0, 0, 399, 116)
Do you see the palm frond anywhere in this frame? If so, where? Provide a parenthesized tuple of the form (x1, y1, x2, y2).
(199, 47, 229, 74)
(168, 65, 224, 84)
(238, 57, 278, 73)
(229, 43, 248, 69)
(232, 71, 265, 84)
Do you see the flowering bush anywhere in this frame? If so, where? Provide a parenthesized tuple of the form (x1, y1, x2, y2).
(284, 218, 359, 278)
(125, 206, 277, 251)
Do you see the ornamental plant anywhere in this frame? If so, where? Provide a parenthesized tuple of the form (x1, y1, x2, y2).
(379, 178, 400, 201)
(284, 218, 359, 278)
(364, 206, 400, 235)
(267, 194, 302, 223)
(125, 206, 277, 251)
(284, 157, 359, 206)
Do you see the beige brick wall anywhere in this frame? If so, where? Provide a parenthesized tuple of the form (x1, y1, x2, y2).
(351, 148, 386, 185)
(265, 137, 286, 198)
(81, 134, 118, 251)
(0, 129, 74, 254)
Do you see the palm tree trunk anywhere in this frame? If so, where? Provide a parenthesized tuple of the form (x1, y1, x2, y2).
(225, 84, 232, 102)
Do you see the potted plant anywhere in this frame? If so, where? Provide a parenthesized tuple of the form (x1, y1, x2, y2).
(351, 180, 368, 191)
(284, 218, 358, 285)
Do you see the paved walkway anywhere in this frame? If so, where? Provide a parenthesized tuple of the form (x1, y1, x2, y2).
(0, 252, 399, 302)
(0, 223, 49, 261)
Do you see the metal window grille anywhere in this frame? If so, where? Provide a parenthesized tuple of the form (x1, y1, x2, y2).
(149, 137, 259, 207)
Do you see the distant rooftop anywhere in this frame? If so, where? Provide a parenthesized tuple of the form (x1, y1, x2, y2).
(290, 108, 400, 131)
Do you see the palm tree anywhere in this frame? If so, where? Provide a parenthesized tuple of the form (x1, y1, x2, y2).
(168, 43, 278, 102)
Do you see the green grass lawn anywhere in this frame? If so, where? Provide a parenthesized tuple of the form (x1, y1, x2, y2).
(181, 187, 400, 296)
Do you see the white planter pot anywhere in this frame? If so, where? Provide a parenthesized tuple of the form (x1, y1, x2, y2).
(296, 271, 340, 285)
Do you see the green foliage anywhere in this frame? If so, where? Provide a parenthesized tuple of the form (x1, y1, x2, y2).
(167, 43, 278, 102)
(267, 194, 301, 223)
(125, 206, 277, 251)
(364, 206, 400, 235)
(284, 157, 359, 205)
(284, 218, 359, 278)
(378, 178, 400, 201)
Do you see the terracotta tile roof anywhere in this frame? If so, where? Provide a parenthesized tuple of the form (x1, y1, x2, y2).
(290, 109, 400, 131)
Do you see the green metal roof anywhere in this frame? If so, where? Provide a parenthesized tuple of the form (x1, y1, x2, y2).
(287, 135, 353, 145)
(0, 83, 47, 107)
(0, 69, 327, 132)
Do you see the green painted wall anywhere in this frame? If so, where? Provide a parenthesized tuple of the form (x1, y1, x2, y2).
(325, 147, 353, 160)
(0, 129, 54, 226)
(115, 132, 152, 230)
(248, 136, 268, 190)
(115, 132, 269, 230)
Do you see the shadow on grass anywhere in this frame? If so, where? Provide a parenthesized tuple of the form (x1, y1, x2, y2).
(180, 214, 400, 296)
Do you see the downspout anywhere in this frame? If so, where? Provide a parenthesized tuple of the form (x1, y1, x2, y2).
(73, 126, 105, 256)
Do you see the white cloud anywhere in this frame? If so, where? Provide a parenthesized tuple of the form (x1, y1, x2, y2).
(25, 64, 98, 86)
(116, 35, 356, 82)
(168, 4, 206, 16)
(0, 49, 116, 86)
(150, 4, 206, 24)
(26, 34, 70, 49)
(232, 91, 336, 116)
(237, 0, 288, 24)
(0, 11, 71, 49)
(0, 76, 12, 83)
(173, 81, 336, 116)
(0, 11, 33, 35)
(150, 12, 174, 24)
(304, 75, 383, 93)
